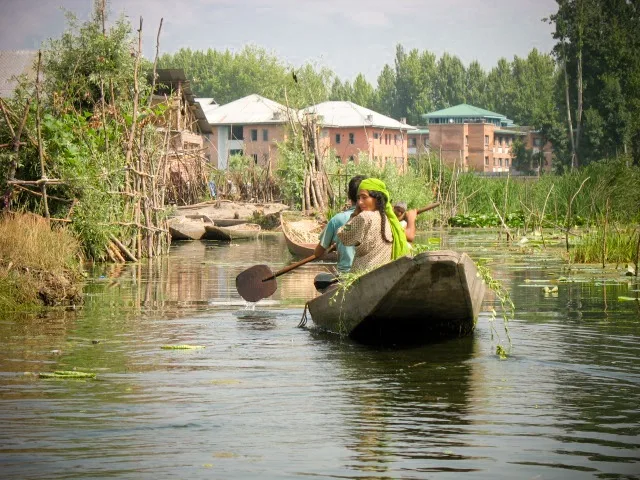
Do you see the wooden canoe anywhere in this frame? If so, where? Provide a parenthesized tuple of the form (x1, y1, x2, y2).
(212, 218, 250, 227)
(168, 217, 207, 241)
(204, 223, 261, 241)
(280, 211, 338, 262)
(307, 250, 486, 345)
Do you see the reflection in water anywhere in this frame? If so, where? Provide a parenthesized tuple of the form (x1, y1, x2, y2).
(0, 230, 639, 479)
(325, 337, 478, 475)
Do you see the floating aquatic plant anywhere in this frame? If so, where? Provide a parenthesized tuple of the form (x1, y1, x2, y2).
(38, 370, 96, 379)
(476, 262, 515, 358)
(160, 345, 206, 350)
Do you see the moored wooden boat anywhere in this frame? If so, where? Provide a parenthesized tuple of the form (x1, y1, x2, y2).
(307, 250, 486, 345)
(204, 223, 261, 241)
(280, 211, 338, 262)
(212, 218, 250, 227)
(168, 217, 207, 240)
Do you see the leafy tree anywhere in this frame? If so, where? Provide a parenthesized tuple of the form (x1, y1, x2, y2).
(465, 60, 487, 107)
(548, 0, 640, 165)
(434, 53, 466, 109)
(374, 64, 396, 116)
(351, 74, 375, 109)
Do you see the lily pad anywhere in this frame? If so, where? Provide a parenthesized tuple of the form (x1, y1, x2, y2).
(161, 344, 206, 350)
(39, 370, 96, 379)
(617, 296, 639, 302)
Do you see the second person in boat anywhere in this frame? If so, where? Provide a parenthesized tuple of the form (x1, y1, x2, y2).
(337, 178, 412, 274)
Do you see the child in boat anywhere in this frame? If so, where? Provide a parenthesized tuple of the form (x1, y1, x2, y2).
(314, 175, 366, 274)
(392, 201, 417, 243)
(337, 178, 410, 274)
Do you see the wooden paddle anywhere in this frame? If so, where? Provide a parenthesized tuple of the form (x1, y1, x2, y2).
(414, 202, 441, 215)
(236, 245, 336, 302)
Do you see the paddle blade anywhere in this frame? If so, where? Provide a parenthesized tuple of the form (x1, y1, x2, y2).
(236, 264, 277, 302)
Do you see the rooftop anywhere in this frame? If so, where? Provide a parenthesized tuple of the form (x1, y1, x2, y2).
(302, 101, 414, 130)
(424, 103, 514, 126)
(204, 94, 290, 125)
(152, 69, 212, 133)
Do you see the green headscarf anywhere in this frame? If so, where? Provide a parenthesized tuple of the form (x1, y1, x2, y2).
(358, 178, 410, 260)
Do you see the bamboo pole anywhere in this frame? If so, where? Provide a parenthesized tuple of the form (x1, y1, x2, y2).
(565, 177, 590, 252)
(1, 98, 32, 210)
(602, 197, 609, 268)
(34, 51, 49, 218)
(148, 18, 163, 107)
(109, 234, 137, 262)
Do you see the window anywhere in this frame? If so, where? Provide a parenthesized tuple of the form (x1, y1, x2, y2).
(423, 138, 428, 147)
(349, 133, 354, 144)
(262, 153, 269, 163)
(374, 132, 380, 140)
(409, 138, 417, 147)
(484, 135, 489, 146)
(335, 133, 341, 144)
(230, 149, 243, 157)
(534, 138, 542, 147)
(505, 158, 509, 166)
(493, 158, 497, 166)
(230, 125, 244, 140)
(465, 135, 468, 146)
(262, 129, 268, 141)
(348, 155, 355, 162)
(252, 153, 258, 164)
(250, 129, 258, 141)
(499, 158, 503, 166)
(484, 156, 489, 165)
(394, 134, 399, 144)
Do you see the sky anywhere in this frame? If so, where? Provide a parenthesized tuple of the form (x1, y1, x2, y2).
(0, 0, 558, 83)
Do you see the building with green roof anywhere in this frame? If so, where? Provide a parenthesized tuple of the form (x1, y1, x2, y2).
(423, 103, 515, 127)
(406, 103, 552, 174)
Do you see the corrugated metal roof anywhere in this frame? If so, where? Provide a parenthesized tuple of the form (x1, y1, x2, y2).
(408, 128, 429, 135)
(204, 94, 289, 125)
(302, 101, 414, 130)
(0, 50, 37, 98)
(196, 98, 220, 115)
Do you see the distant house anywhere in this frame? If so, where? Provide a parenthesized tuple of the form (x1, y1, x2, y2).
(0, 50, 37, 99)
(202, 94, 290, 170)
(409, 103, 552, 174)
(302, 101, 413, 172)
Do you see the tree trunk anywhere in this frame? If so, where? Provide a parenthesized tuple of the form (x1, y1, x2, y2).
(563, 54, 578, 170)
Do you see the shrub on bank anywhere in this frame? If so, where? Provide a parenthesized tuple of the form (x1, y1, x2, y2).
(0, 214, 83, 310)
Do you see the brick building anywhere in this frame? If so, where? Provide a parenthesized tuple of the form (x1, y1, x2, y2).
(200, 94, 291, 169)
(408, 104, 552, 174)
(302, 101, 413, 172)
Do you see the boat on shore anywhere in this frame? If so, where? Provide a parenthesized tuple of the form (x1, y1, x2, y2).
(306, 250, 486, 346)
(204, 223, 261, 241)
(280, 211, 338, 261)
(168, 217, 209, 240)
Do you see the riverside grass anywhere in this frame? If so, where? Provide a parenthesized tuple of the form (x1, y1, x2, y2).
(570, 226, 639, 265)
(0, 213, 83, 310)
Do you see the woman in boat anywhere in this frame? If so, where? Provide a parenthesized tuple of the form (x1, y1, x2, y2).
(337, 178, 410, 274)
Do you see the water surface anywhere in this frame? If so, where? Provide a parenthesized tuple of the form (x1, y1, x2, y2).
(1, 230, 639, 479)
